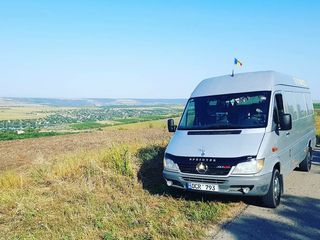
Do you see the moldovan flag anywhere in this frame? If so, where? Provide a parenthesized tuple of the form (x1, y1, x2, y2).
(234, 58, 243, 67)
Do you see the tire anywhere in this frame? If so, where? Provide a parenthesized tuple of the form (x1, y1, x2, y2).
(299, 149, 312, 172)
(261, 168, 282, 208)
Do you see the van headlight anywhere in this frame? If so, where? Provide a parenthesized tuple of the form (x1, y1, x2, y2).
(231, 158, 264, 175)
(163, 157, 180, 172)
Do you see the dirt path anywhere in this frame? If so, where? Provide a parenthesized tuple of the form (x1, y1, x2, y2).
(213, 149, 320, 240)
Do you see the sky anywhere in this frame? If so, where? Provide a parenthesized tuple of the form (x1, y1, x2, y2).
(0, 0, 319, 99)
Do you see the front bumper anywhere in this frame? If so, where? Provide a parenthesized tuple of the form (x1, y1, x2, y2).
(163, 170, 272, 196)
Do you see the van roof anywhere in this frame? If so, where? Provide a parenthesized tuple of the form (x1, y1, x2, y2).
(191, 71, 309, 98)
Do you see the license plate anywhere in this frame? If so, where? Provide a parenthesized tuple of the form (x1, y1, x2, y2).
(187, 182, 219, 192)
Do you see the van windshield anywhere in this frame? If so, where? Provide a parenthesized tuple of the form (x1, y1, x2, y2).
(179, 91, 271, 130)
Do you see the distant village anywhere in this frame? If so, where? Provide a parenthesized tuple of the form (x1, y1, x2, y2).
(0, 105, 182, 132)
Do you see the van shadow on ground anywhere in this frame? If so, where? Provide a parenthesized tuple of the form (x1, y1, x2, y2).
(216, 195, 320, 240)
(136, 145, 263, 205)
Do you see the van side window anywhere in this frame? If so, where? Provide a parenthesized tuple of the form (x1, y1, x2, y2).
(297, 93, 307, 118)
(181, 99, 195, 127)
(284, 92, 298, 120)
(305, 93, 314, 115)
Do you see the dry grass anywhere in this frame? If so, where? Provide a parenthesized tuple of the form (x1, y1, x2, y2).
(315, 110, 320, 132)
(0, 171, 24, 189)
(0, 142, 240, 240)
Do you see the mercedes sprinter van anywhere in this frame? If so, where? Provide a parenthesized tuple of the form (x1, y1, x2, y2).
(163, 71, 316, 208)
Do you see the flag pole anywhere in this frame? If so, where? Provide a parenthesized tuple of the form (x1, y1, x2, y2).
(231, 58, 235, 77)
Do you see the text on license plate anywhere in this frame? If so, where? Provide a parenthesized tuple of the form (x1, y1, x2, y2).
(187, 182, 219, 192)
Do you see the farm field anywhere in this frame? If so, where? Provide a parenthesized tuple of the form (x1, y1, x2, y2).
(0, 119, 243, 240)
(0, 106, 58, 120)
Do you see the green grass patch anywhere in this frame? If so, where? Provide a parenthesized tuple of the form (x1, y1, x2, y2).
(0, 130, 67, 141)
(70, 121, 111, 130)
(113, 114, 180, 125)
(313, 103, 320, 110)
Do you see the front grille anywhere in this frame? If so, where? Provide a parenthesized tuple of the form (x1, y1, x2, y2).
(165, 153, 255, 176)
(182, 177, 227, 184)
(179, 164, 231, 175)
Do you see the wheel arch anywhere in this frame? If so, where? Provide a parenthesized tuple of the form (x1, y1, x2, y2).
(274, 162, 281, 173)
(273, 162, 283, 194)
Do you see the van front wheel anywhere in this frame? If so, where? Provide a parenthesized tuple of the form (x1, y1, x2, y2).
(261, 168, 281, 208)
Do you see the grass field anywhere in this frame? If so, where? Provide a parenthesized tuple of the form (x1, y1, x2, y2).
(0, 120, 240, 240)
(315, 112, 320, 134)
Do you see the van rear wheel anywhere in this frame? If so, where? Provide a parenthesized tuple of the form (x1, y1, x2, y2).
(261, 168, 281, 208)
(299, 150, 312, 172)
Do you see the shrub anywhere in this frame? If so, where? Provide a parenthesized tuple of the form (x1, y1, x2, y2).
(107, 145, 133, 177)
(136, 145, 165, 164)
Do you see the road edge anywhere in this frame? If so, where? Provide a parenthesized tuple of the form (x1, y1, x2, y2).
(207, 203, 249, 240)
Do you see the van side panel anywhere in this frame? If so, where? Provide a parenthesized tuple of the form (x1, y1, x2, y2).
(260, 84, 316, 177)
(283, 91, 316, 170)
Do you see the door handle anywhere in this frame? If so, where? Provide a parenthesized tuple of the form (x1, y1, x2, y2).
(286, 132, 290, 136)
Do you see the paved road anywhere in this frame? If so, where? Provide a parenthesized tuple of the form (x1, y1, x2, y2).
(213, 149, 320, 240)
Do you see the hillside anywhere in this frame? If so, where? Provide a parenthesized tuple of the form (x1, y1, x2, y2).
(0, 121, 170, 172)
(0, 120, 243, 239)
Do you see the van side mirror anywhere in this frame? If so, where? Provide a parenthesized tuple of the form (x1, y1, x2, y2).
(279, 114, 292, 131)
(167, 119, 177, 132)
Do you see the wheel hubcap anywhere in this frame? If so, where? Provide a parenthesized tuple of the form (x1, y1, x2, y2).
(273, 176, 280, 201)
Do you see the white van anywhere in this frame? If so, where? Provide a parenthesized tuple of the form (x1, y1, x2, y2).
(163, 71, 316, 208)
